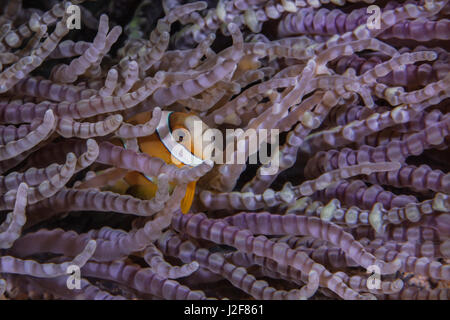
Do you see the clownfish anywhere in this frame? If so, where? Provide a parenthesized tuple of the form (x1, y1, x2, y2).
(111, 111, 209, 214)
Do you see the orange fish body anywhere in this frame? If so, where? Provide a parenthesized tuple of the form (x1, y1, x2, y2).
(112, 111, 207, 214)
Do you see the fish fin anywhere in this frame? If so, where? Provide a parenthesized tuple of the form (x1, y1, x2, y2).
(107, 179, 130, 194)
(127, 183, 158, 200)
(180, 181, 197, 214)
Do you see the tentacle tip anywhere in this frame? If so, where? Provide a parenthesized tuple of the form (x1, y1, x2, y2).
(99, 14, 108, 22)
(390, 161, 402, 170)
(43, 109, 55, 121)
(113, 25, 123, 34)
(66, 152, 77, 162)
(190, 261, 200, 270)
(428, 51, 438, 60)
(154, 71, 166, 81)
(384, 258, 402, 274)
(157, 173, 169, 182)
(17, 182, 29, 193)
(392, 279, 404, 292)
(86, 139, 98, 149)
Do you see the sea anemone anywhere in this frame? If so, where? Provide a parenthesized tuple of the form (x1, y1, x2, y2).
(0, 0, 448, 300)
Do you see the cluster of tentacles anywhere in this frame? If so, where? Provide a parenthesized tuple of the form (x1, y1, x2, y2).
(0, 0, 448, 300)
